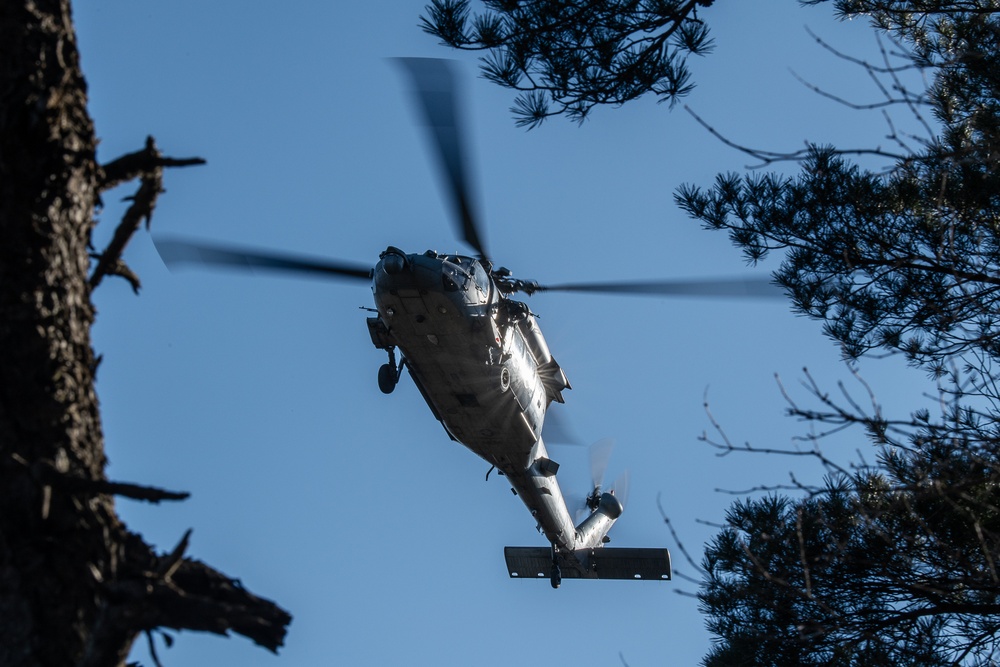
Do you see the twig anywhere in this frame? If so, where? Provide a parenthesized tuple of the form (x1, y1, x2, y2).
(657, 493, 705, 576)
(145, 630, 164, 667)
(684, 105, 911, 169)
(158, 529, 193, 580)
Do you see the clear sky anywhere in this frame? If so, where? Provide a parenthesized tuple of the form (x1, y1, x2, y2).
(74, 2, 932, 665)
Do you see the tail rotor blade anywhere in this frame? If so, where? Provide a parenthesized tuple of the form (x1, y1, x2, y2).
(611, 469, 630, 510)
(395, 58, 488, 259)
(570, 438, 616, 520)
(589, 438, 615, 491)
(154, 236, 373, 282)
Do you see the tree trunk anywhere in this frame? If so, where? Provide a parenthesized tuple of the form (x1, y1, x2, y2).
(0, 3, 290, 665)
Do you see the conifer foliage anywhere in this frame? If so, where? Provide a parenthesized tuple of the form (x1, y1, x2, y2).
(425, 2, 1000, 663)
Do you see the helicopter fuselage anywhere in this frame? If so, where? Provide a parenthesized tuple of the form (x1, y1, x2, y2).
(365, 246, 615, 555)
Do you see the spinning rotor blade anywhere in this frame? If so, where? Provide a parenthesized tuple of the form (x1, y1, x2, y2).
(569, 439, 616, 520)
(541, 409, 584, 447)
(396, 58, 488, 259)
(533, 277, 782, 299)
(154, 236, 373, 282)
(611, 469, 630, 510)
(589, 438, 615, 491)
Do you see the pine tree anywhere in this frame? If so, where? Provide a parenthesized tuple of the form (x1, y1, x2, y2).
(421, 0, 715, 127)
(425, 2, 1000, 663)
(0, 2, 290, 664)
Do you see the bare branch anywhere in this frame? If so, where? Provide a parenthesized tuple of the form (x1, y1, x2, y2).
(657, 493, 706, 582)
(90, 136, 205, 292)
(684, 105, 913, 169)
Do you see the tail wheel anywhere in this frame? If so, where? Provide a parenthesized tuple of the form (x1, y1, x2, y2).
(550, 564, 562, 589)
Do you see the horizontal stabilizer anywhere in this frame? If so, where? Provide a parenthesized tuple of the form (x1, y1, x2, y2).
(504, 546, 671, 582)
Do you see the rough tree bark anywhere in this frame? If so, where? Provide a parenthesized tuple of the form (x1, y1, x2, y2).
(0, 2, 291, 665)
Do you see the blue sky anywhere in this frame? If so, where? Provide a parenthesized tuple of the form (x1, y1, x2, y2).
(75, 2, 932, 665)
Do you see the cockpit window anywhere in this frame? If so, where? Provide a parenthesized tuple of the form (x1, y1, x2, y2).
(440, 255, 489, 300)
(472, 263, 491, 299)
(442, 261, 471, 292)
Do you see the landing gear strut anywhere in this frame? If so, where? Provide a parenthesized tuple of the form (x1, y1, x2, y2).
(378, 347, 402, 394)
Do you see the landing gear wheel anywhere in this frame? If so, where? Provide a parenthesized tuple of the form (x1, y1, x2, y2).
(378, 348, 401, 394)
(550, 564, 562, 589)
(378, 363, 397, 394)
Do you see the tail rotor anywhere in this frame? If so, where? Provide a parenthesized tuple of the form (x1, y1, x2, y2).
(586, 438, 614, 509)
(574, 438, 629, 520)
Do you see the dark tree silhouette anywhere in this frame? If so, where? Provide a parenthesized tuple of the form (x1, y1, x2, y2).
(426, 1, 1000, 664)
(0, 2, 290, 664)
(421, 0, 715, 127)
(696, 370, 1000, 666)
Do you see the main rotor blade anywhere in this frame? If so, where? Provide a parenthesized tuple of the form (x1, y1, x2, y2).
(395, 58, 488, 259)
(154, 236, 373, 282)
(541, 409, 584, 447)
(533, 277, 783, 298)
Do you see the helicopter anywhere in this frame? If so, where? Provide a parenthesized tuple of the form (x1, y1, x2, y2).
(155, 58, 781, 589)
